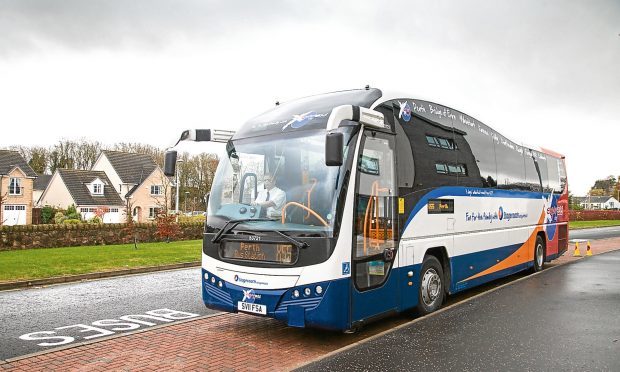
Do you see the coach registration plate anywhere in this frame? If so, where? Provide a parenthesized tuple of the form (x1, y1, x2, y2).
(237, 301, 267, 315)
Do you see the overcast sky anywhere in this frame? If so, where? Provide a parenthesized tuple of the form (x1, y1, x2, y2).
(0, 0, 618, 195)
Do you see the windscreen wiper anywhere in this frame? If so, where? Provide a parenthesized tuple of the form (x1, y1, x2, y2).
(211, 218, 272, 244)
(274, 230, 309, 249)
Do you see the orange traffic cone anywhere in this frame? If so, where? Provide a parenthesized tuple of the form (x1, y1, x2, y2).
(586, 241, 593, 256)
(573, 242, 581, 257)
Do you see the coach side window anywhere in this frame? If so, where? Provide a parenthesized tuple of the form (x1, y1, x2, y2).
(535, 154, 550, 192)
(524, 149, 542, 192)
(458, 131, 496, 188)
(494, 137, 525, 190)
(547, 157, 562, 193)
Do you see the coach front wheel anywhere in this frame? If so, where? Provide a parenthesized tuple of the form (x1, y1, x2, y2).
(416, 256, 445, 315)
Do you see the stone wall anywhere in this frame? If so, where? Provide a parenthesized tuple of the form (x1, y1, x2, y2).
(0, 222, 204, 250)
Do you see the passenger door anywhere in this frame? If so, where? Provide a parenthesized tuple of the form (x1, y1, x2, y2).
(351, 131, 399, 323)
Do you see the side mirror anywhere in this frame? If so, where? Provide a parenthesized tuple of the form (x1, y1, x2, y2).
(164, 151, 178, 177)
(325, 132, 344, 166)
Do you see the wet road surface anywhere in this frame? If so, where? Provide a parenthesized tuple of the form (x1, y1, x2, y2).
(570, 225, 620, 241)
(299, 250, 620, 371)
(0, 268, 217, 360)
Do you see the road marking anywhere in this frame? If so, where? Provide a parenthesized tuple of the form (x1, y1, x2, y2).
(19, 308, 199, 347)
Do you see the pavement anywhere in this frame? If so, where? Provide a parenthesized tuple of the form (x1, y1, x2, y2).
(300, 245, 620, 371)
(1, 236, 619, 371)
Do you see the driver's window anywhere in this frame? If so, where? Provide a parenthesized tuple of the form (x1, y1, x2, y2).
(354, 132, 397, 290)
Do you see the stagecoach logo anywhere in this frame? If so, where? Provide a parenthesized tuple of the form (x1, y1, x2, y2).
(281, 111, 329, 131)
(398, 101, 412, 122)
(466, 207, 528, 223)
(234, 274, 269, 286)
(242, 289, 261, 303)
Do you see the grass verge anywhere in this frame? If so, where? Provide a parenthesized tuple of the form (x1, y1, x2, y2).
(569, 220, 620, 230)
(0, 240, 202, 282)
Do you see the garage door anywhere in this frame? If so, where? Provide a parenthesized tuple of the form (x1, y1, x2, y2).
(3, 205, 27, 225)
(103, 208, 121, 223)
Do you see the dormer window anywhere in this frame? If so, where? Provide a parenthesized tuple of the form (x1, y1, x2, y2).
(92, 183, 104, 195)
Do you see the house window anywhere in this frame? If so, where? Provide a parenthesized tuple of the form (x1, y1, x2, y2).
(148, 207, 161, 219)
(150, 185, 163, 195)
(92, 183, 103, 195)
(9, 178, 22, 195)
(110, 208, 119, 213)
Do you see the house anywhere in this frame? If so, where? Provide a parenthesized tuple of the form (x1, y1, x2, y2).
(92, 151, 171, 222)
(33, 174, 52, 206)
(0, 150, 37, 225)
(37, 169, 125, 223)
(574, 196, 620, 210)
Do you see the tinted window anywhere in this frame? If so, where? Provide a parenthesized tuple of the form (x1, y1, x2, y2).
(494, 136, 525, 190)
(524, 148, 542, 192)
(547, 156, 562, 193)
(457, 128, 496, 187)
(535, 153, 550, 192)
(559, 158, 567, 192)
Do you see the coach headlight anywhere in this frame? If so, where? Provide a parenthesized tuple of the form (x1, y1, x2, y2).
(315, 285, 323, 295)
(304, 288, 312, 297)
(292, 290, 300, 299)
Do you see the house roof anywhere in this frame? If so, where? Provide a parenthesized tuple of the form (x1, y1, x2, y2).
(575, 196, 615, 203)
(57, 169, 124, 206)
(33, 174, 53, 190)
(102, 150, 158, 185)
(0, 150, 37, 178)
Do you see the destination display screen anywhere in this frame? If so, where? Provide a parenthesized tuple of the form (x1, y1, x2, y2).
(427, 199, 455, 214)
(221, 241, 297, 264)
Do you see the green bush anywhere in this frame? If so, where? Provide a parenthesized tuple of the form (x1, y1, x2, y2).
(41, 206, 56, 224)
(54, 212, 67, 224)
(62, 219, 81, 225)
(64, 204, 81, 221)
(88, 216, 102, 224)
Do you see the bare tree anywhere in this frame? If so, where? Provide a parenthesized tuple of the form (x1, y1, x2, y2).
(112, 143, 165, 168)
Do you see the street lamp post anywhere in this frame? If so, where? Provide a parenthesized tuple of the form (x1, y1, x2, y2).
(175, 159, 183, 220)
(185, 191, 190, 214)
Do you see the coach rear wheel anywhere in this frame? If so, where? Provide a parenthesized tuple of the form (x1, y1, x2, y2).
(533, 235, 545, 272)
(416, 256, 445, 315)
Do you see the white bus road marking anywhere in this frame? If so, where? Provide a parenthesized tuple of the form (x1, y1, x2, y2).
(18, 308, 199, 347)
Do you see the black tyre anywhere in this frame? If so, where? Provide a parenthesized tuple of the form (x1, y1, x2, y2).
(532, 235, 545, 273)
(416, 255, 445, 315)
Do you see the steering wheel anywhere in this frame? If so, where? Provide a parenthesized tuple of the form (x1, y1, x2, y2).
(281, 202, 329, 227)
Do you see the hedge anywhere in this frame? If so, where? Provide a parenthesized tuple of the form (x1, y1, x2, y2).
(569, 210, 620, 221)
